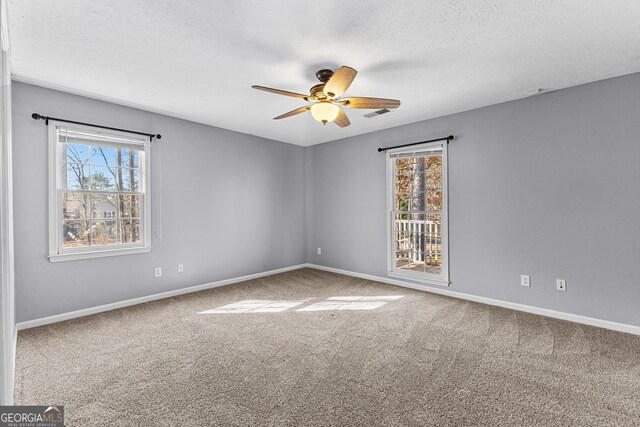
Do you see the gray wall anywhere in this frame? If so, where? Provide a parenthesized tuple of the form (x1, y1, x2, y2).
(12, 73, 640, 327)
(12, 82, 306, 322)
(306, 73, 640, 327)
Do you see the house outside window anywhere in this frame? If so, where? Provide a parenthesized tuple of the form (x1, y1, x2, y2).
(48, 121, 151, 261)
(386, 140, 449, 286)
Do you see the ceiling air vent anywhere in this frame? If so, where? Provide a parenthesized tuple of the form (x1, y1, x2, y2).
(364, 109, 391, 118)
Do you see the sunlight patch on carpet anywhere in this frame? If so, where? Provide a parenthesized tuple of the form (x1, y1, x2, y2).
(198, 299, 312, 314)
(297, 295, 404, 312)
(199, 295, 404, 314)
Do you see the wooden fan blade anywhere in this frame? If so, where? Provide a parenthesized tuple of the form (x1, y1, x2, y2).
(339, 97, 401, 109)
(252, 85, 308, 100)
(323, 66, 357, 98)
(273, 106, 311, 120)
(333, 108, 350, 128)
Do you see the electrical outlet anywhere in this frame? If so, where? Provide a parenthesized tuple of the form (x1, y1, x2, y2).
(521, 275, 530, 287)
(317, 247, 322, 255)
(178, 264, 184, 273)
(154, 267, 162, 278)
(556, 279, 566, 291)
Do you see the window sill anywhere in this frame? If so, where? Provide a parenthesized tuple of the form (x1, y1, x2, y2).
(388, 271, 450, 287)
(49, 246, 151, 262)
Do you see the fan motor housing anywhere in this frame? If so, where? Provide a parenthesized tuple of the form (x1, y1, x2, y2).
(315, 69, 334, 83)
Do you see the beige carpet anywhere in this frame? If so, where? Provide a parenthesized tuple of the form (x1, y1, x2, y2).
(14, 268, 640, 426)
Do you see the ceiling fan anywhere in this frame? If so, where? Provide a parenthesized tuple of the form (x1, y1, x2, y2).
(252, 66, 400, 128)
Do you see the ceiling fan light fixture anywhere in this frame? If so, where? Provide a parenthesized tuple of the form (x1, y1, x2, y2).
(253, 65, 400, 128)
(310, 102, 339, 124)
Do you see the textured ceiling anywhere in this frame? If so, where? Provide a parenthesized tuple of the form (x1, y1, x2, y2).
(8, 1, 640, 146)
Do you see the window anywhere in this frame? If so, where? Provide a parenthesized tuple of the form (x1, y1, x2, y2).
(386, 141, 449, 285)
(48, 121, 151, 261)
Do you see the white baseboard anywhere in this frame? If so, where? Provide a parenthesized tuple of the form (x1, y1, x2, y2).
(16, 264, 308, 330)
(305, 264, 640, 336)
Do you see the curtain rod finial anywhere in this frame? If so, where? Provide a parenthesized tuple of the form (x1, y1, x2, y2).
(32, 113, 44, 120)
(155, 134, 162, 140)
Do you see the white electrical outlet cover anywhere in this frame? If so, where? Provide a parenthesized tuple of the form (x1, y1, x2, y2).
(521, 275, 530, 287)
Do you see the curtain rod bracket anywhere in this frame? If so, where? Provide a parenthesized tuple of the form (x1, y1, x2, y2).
(32, 112, 161, 141)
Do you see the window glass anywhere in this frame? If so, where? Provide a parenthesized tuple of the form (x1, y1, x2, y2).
(388, 144, 448, 284)
(50, 123, 150, 261)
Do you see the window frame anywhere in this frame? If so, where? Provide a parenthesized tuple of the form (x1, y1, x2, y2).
(385, 140, 449, 286)
(48, 120, 152, 262)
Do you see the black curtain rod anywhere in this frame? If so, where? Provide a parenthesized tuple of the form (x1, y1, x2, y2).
(377, 135, 453, 152)
(31, 113, 162, 141)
